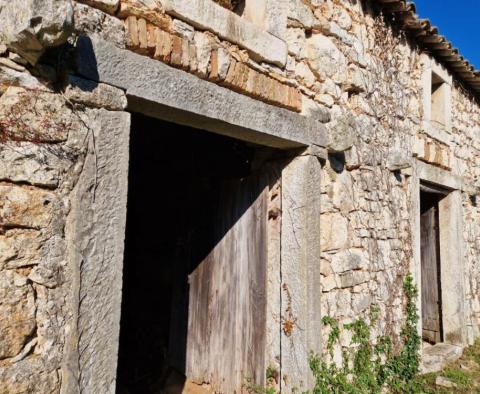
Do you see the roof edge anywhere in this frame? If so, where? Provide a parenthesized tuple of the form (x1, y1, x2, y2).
(373, 0, 480, 99)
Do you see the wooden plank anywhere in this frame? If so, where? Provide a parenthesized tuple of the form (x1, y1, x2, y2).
(420, 205, 442, 343)
(186, 174, 268, 392)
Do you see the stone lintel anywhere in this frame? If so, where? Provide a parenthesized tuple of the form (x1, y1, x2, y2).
(416, 160, 463, 191)
(75, 37, 329, 149)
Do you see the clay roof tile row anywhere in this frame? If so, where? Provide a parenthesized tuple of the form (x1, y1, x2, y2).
(373, 0, 480, 97)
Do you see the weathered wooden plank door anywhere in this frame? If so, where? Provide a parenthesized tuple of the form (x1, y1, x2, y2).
(420, 205, 442, 343)
(186, 174, 268, 393)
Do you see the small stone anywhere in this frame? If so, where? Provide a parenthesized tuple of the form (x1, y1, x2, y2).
(154, 28, 173, 62)
(338, 270, 368, 288)
(285, 28, 306, 58)
(435, 376, 457, 389)
(326, 113, 356, 152)
(320, 212, 350, 252)
(295, 61, 315, 87)
(194, 32, 212, 78)
(344, 64, 368, 93)
(322, 275, 337, 292)
(28, 264, 59, 288)
(331, 249, 365, 273)
(302, 97, 331, 123)
(345, 145, 360, 170)
(307, 34, 347, 84)
(0, 57, 26, 72)
(333, 7, 352, 30)
(8, 52, 28, 66)
(65, 74, 127, 110)
(315, 93, 334, 107)
(387, 151, 411, 171)
(0, 86, 77, 142)
(172, 19, 195, 41)
(74, 2, 126, 48)
(0, 230, 42, 269)
(10, 337, 38, 363)
(78, 0, 120, 14)
(0, 184, 61, 229)
(0, 142, 65, 187)
(0, 271, 36, 359)
(0, 0, 74, 64)
(288, 0, 318, 30)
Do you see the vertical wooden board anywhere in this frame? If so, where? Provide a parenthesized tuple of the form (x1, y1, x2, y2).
(420, 206, 441, 343)
(186, 174, 268, 392)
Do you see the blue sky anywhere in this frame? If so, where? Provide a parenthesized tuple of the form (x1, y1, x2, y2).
(412, 0, 480, 69)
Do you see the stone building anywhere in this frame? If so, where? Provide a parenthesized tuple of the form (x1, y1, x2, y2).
(0, 0, 479, 392)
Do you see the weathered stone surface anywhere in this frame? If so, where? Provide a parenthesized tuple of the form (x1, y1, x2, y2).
(193, 32, 212, 78)
(345, 145, 360, 170)
(172, 18, 194, 40)
(307, 34, 347, 83)
(0, 87, 77, 142)
(331, 249, 366, 273)
(64, 108, 130, 394)
(421, 343, 463, 373)
(0, 271, 36, 359)
(0, 0, 74, 65)
(0, 184, 60, 229)
(0, 230, 43, 269)
(326, 113, 355, 152)
(28, 264, 60, 288)
(0, 66, 44, 93)
(65, 74, 127, 110)
(264, 0, 288, 39)
(332, 6, 352, 31)
(320, 212, 350, 252)
(8, 52, 29, 66)
(285, 28, 307, 58)
(161, 0, 287, 66)
(77, 0, 119, 14)
(338, 270, 368, 288)
(344, 64, 368, 93)
(0, 364, 60, 394)
(74, 2, 126, 48)
(387, 150, 412, 171)
(0, 57, 26, 72)
(0, 143, 65, 187)
(288, 0, 318, 30)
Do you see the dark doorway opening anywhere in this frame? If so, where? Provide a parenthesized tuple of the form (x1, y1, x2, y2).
(116, 113, 278, 393)
(420, 184, 447, 344)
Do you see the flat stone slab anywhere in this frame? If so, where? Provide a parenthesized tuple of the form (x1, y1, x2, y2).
(75, 36, 329, 150)
(421, 342, 463, 374)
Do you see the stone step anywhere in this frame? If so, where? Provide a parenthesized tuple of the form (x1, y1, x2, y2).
(421, 342, 463, 374)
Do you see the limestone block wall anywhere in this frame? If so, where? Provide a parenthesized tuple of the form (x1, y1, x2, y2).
(0, 7, 130, 391)
(452, 87, 480, 343)
(0, 0, 480, 392)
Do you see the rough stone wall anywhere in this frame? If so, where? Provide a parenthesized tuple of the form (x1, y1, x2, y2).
(0, 2, 130, 391)
(452, 85, 480, 343)
(1, 0, 480, 392)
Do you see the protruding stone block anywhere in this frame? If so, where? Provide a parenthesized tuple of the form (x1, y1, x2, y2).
(0, 0, 73, 65)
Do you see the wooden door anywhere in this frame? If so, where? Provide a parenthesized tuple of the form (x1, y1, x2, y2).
(186, 174, 268, 393)
(420, 205, 442, 343)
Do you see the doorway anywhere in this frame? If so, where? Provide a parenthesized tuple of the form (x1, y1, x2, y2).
(116, 113, 280, 393)
(420, 184, 447, 344)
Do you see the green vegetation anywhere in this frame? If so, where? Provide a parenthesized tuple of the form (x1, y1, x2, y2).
(309, 274, 421, 394)
(248, 275, 480, 393)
